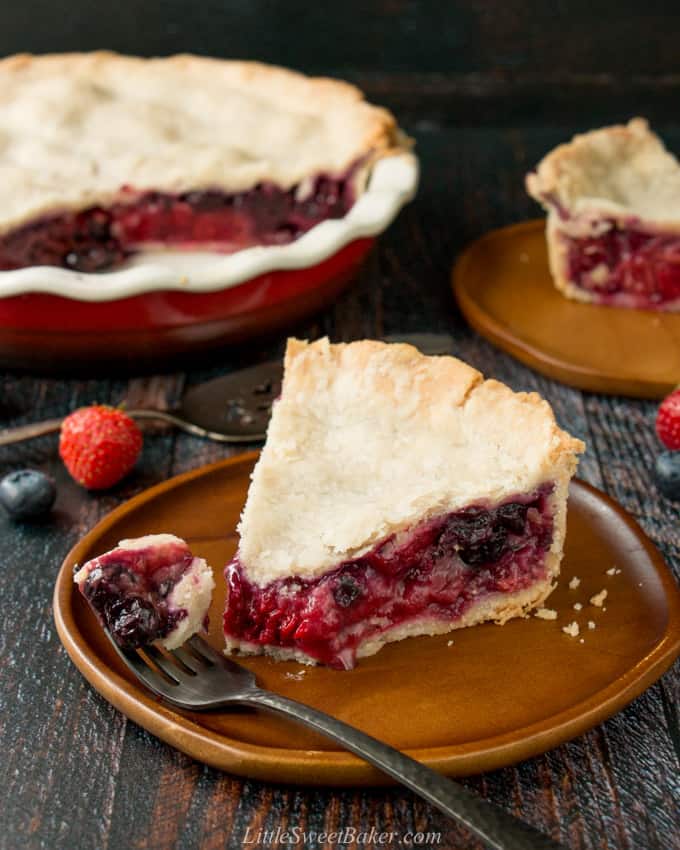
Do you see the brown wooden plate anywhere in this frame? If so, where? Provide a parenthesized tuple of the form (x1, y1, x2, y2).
(54, 452, 680, 785)
(452, 219, 680, 399)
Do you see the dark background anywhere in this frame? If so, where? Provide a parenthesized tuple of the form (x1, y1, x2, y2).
(3, 0, 680, 127)
(1, 4, 679, 850)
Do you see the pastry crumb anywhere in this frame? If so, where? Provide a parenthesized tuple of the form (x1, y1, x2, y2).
(562, 621, 580, 637)
(587, 620, 596, 630)
(579, 638, 585, 644)
(573, 602, 583, 611)
(590, 589, 608, 607)
(568, 576, 581, 589)
(606, 566, 622, 576)
(535, 607, 558, 620)
(284, 670, 307, 681)
(447, 639, 454, 646)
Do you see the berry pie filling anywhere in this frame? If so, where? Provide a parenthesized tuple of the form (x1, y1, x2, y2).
(224, 485, 555, 670)
(74, 534, 214, 650)
(559, 220, 680, 309)
(0, 172, 357, 273)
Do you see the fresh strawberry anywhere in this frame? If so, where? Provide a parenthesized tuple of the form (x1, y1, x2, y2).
(59, 405, 142, 490)
(656, 388, 680, 451)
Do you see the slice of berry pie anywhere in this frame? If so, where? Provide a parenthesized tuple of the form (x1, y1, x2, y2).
(527, 118, 680, 310)
(224, 339, 584, 669)
(0, 52, 408, 272)
(74, 534, 214, 650)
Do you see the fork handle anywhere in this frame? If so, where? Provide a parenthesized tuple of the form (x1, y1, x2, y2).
(244, 688, 564, 850)
(0, 411, 172, 447)
(0, 409, 256, 447)
(0, 417, 64, 446)
(0, 410, 201, 447)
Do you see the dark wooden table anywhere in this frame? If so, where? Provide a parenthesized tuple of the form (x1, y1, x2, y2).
(2, 5, 680, 848)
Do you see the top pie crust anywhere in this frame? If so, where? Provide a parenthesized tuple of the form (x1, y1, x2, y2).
(237, 338, 584, 587)
(0, 52, 408, 236)
(526, 118, 680, 232)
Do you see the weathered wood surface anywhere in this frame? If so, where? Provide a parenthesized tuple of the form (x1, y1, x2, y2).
(0, 9, 679, 846)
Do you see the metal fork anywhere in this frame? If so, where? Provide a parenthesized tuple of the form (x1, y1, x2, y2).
(109, 634, 565, 850)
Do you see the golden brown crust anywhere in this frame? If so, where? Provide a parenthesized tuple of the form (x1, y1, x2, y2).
(0, 52, 410, 234)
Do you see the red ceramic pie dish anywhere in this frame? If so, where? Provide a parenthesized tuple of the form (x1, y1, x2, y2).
(0, 155, 417, 372)
(0, 238, 373, 372)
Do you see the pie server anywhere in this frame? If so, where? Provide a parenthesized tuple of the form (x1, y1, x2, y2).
(0, 334, 454, 447)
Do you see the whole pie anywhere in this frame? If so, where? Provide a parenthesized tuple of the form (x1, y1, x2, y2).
(0, 52, 408, 272)
(223, 338, 584, 669)
(74, 534, 214, 649)
(527, 118, 680, 311)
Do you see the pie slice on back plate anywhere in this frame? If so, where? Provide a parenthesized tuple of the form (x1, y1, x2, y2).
(224, 339, 584, 669)
(527, 118, 680, 311)
(0, 52, 408, 271)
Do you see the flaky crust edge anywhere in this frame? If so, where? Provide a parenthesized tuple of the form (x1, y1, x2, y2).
(525, 117, 665, 210)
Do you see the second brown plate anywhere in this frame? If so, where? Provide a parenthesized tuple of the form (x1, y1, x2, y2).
(452, 219, 680, 398)
(54, 452, 680, 785)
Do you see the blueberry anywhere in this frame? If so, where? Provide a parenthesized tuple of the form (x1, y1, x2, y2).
(183, 190, 231, 211)
(495, 503, 528, 534)
(436, 509, 512, 567)
(445, 510, 491, 547)
(0, 469, 56, 520)
(460, 528, 508, 566)
(85, 210, 112, 241)
(107, 596, 161, 648)
(655, 452, 680, 500)
(333, 574, 362, 608)
(437, 511, 489, 554)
